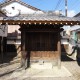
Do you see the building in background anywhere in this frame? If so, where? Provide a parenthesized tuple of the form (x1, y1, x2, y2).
(0, 0, 44, 56)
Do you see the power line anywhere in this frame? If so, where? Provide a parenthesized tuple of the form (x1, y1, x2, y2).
(69, 0, 80, 10)
(54, 0, 62, 11)
(57, 0, 64, 9)
(68, 0, 80, 14)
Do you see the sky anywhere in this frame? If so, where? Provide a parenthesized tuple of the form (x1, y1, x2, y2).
(0, 0, 80, 17)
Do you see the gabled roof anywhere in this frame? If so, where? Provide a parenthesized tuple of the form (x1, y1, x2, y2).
(74, 12, 80, 17)
(0, 0, 41, 11)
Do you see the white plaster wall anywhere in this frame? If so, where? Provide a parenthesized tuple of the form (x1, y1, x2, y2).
(1, 2, 43, 17)
(61, 39, 69, 44)
(8, 25, 20, 33)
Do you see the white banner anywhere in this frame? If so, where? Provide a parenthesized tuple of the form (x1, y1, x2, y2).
(0, 25, 8, 37)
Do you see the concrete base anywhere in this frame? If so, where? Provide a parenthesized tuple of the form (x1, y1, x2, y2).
(31, 63, 54, 69)
(9, 63, 72, 80)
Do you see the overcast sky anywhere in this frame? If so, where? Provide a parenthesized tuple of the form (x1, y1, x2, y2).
(0, 0, 80, 17)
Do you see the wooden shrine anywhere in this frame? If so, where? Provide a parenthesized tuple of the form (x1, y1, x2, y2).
(0, 14, 80, 69)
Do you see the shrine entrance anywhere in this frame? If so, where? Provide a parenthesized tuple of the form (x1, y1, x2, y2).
(20, 24, 62, 68)
(26, 32, 58, 60)
(0, 13, 79, 69)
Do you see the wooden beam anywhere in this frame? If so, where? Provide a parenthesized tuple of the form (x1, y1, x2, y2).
(0, 20, 80, 25)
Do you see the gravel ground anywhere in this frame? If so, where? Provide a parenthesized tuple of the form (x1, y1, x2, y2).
(0, 60, 80, 80)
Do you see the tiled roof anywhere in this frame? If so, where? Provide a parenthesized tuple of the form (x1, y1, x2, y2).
(74, 12, 80, 17)
(3, 13, 80, 22)
(70, 25, 80, 31)
(0, 0, 41, 11)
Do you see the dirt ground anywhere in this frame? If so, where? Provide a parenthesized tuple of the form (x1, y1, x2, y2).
(0, 55, 80, 80)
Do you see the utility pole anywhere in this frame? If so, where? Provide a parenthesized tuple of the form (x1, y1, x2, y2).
(65, 0, 68, 17)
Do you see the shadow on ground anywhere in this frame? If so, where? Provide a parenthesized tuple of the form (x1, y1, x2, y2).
(61, 44, 80, 66)
(61, 44, 74, 61)
(0, 44, 17, 64)
(61, 55, 74, 61)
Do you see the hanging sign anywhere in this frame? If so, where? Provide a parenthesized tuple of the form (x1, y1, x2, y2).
(0, 25, 8, 37)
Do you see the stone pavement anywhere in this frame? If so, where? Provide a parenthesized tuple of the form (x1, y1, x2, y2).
(9, 65, 72, 79)
(0, 61, 80, 80)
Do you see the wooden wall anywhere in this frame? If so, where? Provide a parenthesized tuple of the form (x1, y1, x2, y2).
(25, 32, 58, 51)
(21, 24, 61, 61)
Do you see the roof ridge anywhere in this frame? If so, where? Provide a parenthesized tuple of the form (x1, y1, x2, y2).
(0, 0, 41, 11)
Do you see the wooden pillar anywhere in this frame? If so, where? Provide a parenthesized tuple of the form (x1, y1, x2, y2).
(3, 37, 7, 54)
(21, 30, 27, 68)
(1, 37, 3, 63)
(57, 32, 61, 69)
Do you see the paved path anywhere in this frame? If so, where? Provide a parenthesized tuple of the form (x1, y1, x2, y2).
(0, 61, 80, 80)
